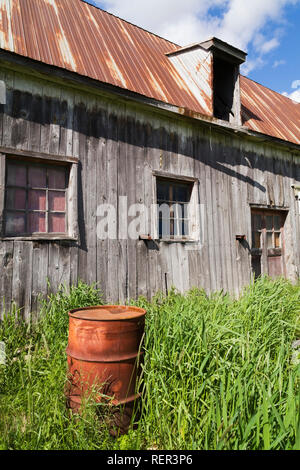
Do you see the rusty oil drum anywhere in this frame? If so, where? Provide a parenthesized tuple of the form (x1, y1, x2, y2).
(66, 305, 146, 431)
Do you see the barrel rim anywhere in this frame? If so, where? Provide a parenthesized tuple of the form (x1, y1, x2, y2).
(68, 305, 146, 321)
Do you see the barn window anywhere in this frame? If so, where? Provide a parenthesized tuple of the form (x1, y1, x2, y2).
(154, 173, 200, 241)
(4, 160, 68, 236)
(0, 154, 78, 240)
(251, 209, 286, 279)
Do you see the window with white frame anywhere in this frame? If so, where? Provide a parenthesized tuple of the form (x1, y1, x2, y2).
(155, 173, 200, 241)
(0, 154, 78, 239)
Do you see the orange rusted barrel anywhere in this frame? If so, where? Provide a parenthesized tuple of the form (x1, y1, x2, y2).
(66, 305, 146, 429)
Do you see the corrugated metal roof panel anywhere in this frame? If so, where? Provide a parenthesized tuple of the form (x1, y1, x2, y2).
(0, 0, 300, 146)
(241, 76, 300, 145)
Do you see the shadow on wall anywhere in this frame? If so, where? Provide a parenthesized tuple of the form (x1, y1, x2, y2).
(1, 87, 299, 199)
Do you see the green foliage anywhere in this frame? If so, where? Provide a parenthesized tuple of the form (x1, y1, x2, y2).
(0, 277, 299, 450)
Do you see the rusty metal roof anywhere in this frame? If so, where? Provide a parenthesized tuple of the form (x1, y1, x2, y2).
(1, 0, 300, 146)
(241, 76, 300, 145)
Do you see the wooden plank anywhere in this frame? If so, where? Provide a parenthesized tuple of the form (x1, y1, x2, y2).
(50, 242, 68, 294)
(203, 128, 217, 292)
(70, 244, 78, 287)
(0, 146, 79, 164)
(1, 69, 14, 149)
(31, 242, 49, 316)
(76, 96, 88, 283)
(58, 243, 71, 292)
(144, 119, 158, 298)
(117, 103, 128, 303)
(0, 240, 13, 316)
(12, 241, 33, 320)
(11, 81, 31, 151)
(106, 104, 119, 303)
(0, 69, 6, 147)
(0, 153, 5, 237)
(96, 102, 108, 300)
(28, 79, 43, 153)
(124, 108, 137, 301)
(85, 98, 98, 286)
(48, 86, 61, 156)
(134, 110, 148, 299)
(193, 128, 210, 292)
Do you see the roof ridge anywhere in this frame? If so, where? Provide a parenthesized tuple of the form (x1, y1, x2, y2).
(81, 0, 180, 47)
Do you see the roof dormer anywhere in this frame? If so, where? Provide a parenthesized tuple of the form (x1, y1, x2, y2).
(167, 37, 247, 126)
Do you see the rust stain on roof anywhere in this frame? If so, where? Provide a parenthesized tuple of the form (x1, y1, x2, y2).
(0, 0, 300, 146)
(0, 0, 13, 50)
(241, 76, 300, 145)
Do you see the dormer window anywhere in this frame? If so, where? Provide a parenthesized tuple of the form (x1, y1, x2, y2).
(199, 38, 247, 125)
(213, 56, 237, 121)
(166, 37, 247, 126)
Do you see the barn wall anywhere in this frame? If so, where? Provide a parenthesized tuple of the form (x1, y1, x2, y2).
(0, 65, 300, 317)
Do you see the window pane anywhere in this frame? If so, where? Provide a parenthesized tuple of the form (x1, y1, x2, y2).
(7, 163, 26, 187)
(266, 216, 273, 231)
(28, 190, 46, 210)
(49, 213, 66, 233)
(174, 219, 180, 236)
(48, 167, 66, 189)
(157, 181, 169, 201)
(49, 191, 66, 212)
(173, 184, 190, 202)
(159, 218, 163, 238)
(28, 213, 46, 233)
(275, 232, 281, 248)
(267, 232, 273, 249)
(274, 216, 281, 231)
(183, 220, 189, 237)
(6, 188, 26, 210)
(157, 178, 192, 239)
(28, 166, 46, 187)
(5, 212, 26, 235)
(159, 218, 171, 238)
(252, 231, 261, 249)
(253, 214, 262, 231)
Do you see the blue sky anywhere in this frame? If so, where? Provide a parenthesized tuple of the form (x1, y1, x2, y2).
(84, 0, 300, 101)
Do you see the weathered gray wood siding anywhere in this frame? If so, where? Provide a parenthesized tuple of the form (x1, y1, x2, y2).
(0, 66, 300, 317)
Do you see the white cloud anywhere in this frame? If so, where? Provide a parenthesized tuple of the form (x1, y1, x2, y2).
(259, 37, 280, 54)
(273, 59, 286, 68)
(282, 80, 300, 102)
(292, 80, 300, 89)
(98, 0, 298, 47)
(96, 0, 299, 74)
(242, 57, 265, 76)
(282, 89, 300, 102)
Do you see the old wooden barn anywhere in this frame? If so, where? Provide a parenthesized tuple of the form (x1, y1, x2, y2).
(1, 0, 300, 317)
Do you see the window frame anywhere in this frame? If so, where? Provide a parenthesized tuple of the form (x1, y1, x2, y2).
(0, 149, 78, 241)
(152, 170, 200, 243)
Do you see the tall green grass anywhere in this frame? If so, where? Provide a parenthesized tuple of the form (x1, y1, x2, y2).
(0, 277, 299, 450)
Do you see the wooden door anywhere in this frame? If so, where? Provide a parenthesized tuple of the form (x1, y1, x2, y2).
(251, 209, 286, 279)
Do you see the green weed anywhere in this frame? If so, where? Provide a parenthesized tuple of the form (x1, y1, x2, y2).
(0, 277, 299, 450)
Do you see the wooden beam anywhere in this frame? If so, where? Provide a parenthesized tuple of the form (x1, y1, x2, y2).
(0, 153, 5, 237)
(0, 146, 79, 164)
